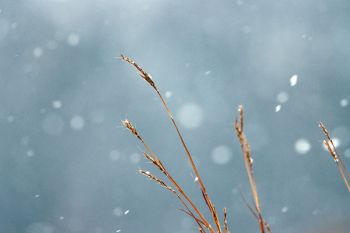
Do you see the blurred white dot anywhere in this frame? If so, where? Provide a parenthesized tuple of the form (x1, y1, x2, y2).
(34, 194, 40, 198)
(67, 33, 80, 46)
(290, 74, 298, 87)
(113, 207, 123, 217)
(165, 91, 172, 98)
(275, 105, 281, 112)
(110, 150, 121, 161)
(211, 145, 232, 165)
(116, 230, 121, 233)
(70, 115, 85, 130)
(42, 114, 64, 135)
(124, 209, 130, 215)
(340, 98, 348, 107)
(333, 138, 340, 147)
(27, 150, 35, 157)
(344, 148, 350, 159)
(33, 47, 43, 57)
(59, 216, 64, 220)
(129, 153, 141, 164)
(276, 92, 289, 103)
(177, 103, 204, 129)
(204, 70, 211, 75)
(52, 100, 62, 109)
(281, 206, 289, 213)
(294, 138, 311, 154)
(7, 115, 14, 123)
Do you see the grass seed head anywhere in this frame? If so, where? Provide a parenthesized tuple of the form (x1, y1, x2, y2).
(120, 54, 157, 90)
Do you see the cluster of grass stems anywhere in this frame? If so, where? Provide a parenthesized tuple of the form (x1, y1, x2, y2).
(319, 122, 350, 192)
(120, 55, 349, 233)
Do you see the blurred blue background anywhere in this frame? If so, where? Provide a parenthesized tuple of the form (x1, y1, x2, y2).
(0, 0, 350, 233)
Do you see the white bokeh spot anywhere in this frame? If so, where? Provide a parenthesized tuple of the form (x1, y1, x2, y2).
(33, 47, 43, 57)
(70, 115, 85, 130)
(276, 92, 289, 103)
(67, 33, 80, 46)
(177, 103, 204, 129)
(211, 145, 232, 165)
(294, 138, 311, 154)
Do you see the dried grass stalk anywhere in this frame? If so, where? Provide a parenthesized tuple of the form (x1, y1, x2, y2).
(223, 208, 230, 233)
(234, 105, 269, 233)
(120, 54, 350, 233)
(121, 55, 222, 233)
(239, 189, 272, 233)
(139, 170, 206, 231)
(122, 119, 212, 232)
(120, 55, 277, 233)
(319, 122, 350, 192)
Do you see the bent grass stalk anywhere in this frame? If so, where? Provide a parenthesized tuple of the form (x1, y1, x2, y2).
(138, 169, 206, 232)
(120, 55, 272, 233)
(122, 119, 210, 232)
(121, 55, 222, 233)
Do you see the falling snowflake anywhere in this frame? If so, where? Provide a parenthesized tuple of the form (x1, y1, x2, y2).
(275, 105, 281, 112)
(290, 74, 298, 87)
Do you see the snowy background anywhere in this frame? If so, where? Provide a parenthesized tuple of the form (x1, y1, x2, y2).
(1, 0, 350, 233)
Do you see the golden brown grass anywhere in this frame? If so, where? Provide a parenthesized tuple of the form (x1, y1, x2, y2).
(319, 122, 350, 192)
(120, 54, 272, 233)
(120, 54, 350, 233)
(234, 106, 271, 233)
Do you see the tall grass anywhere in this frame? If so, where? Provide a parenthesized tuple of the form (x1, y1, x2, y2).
(120, 55, 271, 233)
(120, 54, 349, 233)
